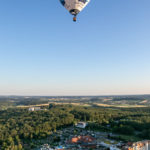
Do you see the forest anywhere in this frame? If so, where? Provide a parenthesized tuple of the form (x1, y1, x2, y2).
(0, 103, 150, 149)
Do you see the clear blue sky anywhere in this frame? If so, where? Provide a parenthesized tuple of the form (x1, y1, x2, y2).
(0, 0, 150, 95)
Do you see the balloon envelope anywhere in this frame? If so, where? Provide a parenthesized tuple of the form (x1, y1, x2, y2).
(59, 0, 90, 16)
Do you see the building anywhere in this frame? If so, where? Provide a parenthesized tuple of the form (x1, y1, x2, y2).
(75, 122, 87, 128)
(28, 107, 41, 111)
(123, 140, 150, 150)
(28, 107, 34, 111)
(68, 135, 96, 149)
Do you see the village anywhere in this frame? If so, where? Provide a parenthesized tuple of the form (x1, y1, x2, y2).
(35, 122, 121, 150)
(32, 121, 149, 150)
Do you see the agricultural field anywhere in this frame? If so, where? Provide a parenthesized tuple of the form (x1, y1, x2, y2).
(1, 95, 150, 110)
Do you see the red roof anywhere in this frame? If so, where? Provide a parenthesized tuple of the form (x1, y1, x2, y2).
(69, 136, 95, 144)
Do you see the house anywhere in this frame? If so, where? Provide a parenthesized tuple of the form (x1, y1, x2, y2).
(68, 135, 96, 149)
(75, 122, 87, 128)
(28, 107, 35, 111)
(28, 107, 41, 111)
(69, 135, 95, 144)
(123, 140, 150, 150)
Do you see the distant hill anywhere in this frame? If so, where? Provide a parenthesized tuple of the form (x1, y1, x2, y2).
(0, 95, 150, 110)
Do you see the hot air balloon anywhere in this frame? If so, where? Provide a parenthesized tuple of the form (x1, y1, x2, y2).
(59, 0, 90, 22)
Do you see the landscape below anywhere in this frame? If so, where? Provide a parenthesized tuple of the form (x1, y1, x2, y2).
(0, 95, 150, 150)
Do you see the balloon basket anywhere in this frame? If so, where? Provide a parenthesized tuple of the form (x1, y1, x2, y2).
(73, 16, 77, 22)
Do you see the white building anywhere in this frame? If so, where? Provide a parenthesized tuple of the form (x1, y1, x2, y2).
(28, 107, 41, 111)
(76, 122, 87, 128)
(124, 140, 150, 150)
(28, 107, 35, 111)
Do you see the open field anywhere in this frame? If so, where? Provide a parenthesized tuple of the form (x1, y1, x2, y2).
(17, 102, 91, 108)
(17, 102, 147, 108)
(17, 103, 50, 108)
(1, 95, 150, 110)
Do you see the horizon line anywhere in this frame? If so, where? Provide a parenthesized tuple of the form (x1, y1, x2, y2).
(0, 94, 150, 97)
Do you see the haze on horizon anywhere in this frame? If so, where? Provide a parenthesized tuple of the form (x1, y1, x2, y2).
(0, 0, 150, 96)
